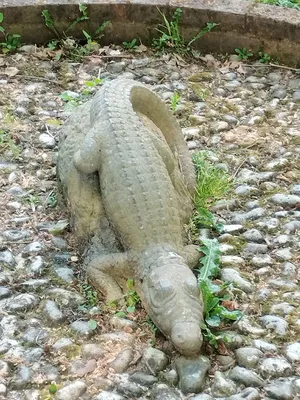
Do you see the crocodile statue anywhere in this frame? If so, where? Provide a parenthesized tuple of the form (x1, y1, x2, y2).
(57, 78, 204, 356)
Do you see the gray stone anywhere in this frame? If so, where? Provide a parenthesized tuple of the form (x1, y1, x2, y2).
(274, 247, 293, 261)
(242, 243, 268, 256)
(142, 347, 168, 374)
(13, 365, 32, 389)
(270, 302, 295, 316)
(93, 392, 125, 400)
(0, 360, 10, 376)
(117, 378, 147, 397)
(221, 268, 254, 293)
(55, 380, 86, 400)
(46, 288, 84, 307)
(274, 234, 292, 246)
(70, 321, 96, 337)
(28, 256, 45, 274)
(98, 332, 134, 347)
(23, 241, 44, 255)
(238, 318, 266, 336)
(269, 279, 298, 290)
(292, 91, 300, 102)
(189, 395, 213, 400)
(228, 366, 264, 387)
(259, 357, 292, 378)
(69, 358, 97, 377)
(39, 133, 56, 148)
(0, 250, 16, 267)
(44, 300, 65, 325)
(109, 316, 138, 331)
(242, 229, 264, 243)
(252, 339, 277, 353)
(235, 347, 263, 369)
(52, 338, 74, 352)
(235, 185, 258, 196)
(221, 255, 245, 266)
(107, 62, 126, 74)
(225, 387, 261, 400)
(2, 229, 30, 241)
(251, 254, 273, 267)
(270, 194, 300, 207)
(212, 371, 236, 397)
(81, 343, 105, 359)
(52, 237, 68, 249)
(23, 327, 48, 345)
(0, 286, 11, 299)
(7, 293, 39, 311)
(150, 383, 181, 400)
(260, 315, 289, 336)
(223, 224, 245, 233)
(284, 342, 300, 362)
(291, 184, 300, 195)
(161, 369, 178, 386)
(54, 267, 74, 283)
(175, 355, 210, 394)
(246, 207, 266, 220)
(129, 372, 158, 387)
(109, 348, 133, 373)
(211, 121, 230, 132)
(21, 278, 50, 290)
(265, 379, 296, 400)
(281, 261, 297, 277)
(283, 220, 300, 233)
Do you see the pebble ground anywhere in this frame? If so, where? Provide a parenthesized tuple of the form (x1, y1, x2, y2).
(0, 46, 300, 400)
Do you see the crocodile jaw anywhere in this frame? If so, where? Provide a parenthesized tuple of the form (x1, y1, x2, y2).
(138, 258, 204, 356)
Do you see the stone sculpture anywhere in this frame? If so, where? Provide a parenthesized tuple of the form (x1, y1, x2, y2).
(57, 78, 204, 356)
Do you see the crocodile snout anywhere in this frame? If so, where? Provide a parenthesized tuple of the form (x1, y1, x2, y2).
(171, 322, 203, 356)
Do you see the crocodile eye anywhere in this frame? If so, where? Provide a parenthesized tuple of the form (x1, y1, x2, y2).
(183, 278, 200, 297)
(149, 278, 175, 307)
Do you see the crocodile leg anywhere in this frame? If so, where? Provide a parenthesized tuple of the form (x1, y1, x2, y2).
(182, 244, 203, 269)
(86, 252, 133, 302)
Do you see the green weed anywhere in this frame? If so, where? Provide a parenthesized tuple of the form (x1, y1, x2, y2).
(114, 279, 140, 317)
(0, 130, 21, 158)
(171, 91, 181, 112)
(123, 38, 138, 50)
(152, 8, 217, 54)
(256, 0, 300, 10)
(258, 51, 271, 63)
(42, 5, 110, 59)
(0, 13, 21, 53)
(235, 47, 253, 60)
(198, 238, 243, 348)
(78, 282, 99, 310)
(191, 151, 232, 231)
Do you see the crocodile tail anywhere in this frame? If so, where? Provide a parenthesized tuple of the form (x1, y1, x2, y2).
(128, 81, 197, 195)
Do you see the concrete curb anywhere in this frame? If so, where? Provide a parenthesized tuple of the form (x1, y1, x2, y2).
(0, 0, 300, 66)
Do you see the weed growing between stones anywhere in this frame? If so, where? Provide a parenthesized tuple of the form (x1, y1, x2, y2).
(122, 38, 138, 50)
(191, 151, 232, 232)
(171, 91, 181, 112)
(0, 129, 21, 158)
(41, 4, 110, 60)
(0, 12, 21, 53)
(152, 8, 218, 55)
(256, 0, 300, 10)
(235, 47, 254, 61)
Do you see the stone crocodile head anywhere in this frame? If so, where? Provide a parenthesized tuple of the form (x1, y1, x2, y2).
(138, 250, 203, 356)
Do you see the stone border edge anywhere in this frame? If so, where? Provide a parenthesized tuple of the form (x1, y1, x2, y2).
(0, 0, 300, 66)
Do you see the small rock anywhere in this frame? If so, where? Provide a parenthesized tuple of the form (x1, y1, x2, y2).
(109, 348, 133, 373)
(221, 255, 245, 266)
(228, 366, 264, 387)
(55, 380, 86, 400)
(235, 347, 263, 369)
(13, 365, 32, 389)
(284, 342, 300, 362)
(129, 372, 158, 387)
(260, 315, 289, 336)
(242, 243, 268, 256)
(82, 343, 105, 360)
(270, 194, 300, 207)
(252, 339, 277, 353)
(242, 229, 264, 243)
(98, 332, 134, 347)
(251, 254, 273, 267)
(211, 121, 230, 132)
(274, 248, 293, 261)
(222, 225, 245, 234)
(259, 357, 292, 378)
(265, 379, 296, 400)
(142, 347, 168, 374)
(23, 241, 44, 255)
(69, 359, 97, 377)
(44, 300, 65, 326)
(225, 387, 261, 400)
(0, 250, 16, 267)
(52, 338, 74, 352)
(212, 371, 236, 397)
(7, 293, 39, 311)
(2, 230, 30, 241)
(70, 320, 96, 337)
(23, 327, 48, 345)
(221, 268, 254, 293)
(175, 355, 210, 394)
(110, 316, 138, 331)
(93, 392, 125, 400)
(270, 302, 295, 316)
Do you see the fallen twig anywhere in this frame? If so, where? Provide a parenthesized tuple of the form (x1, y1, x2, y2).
(243, 63, 299, 72)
